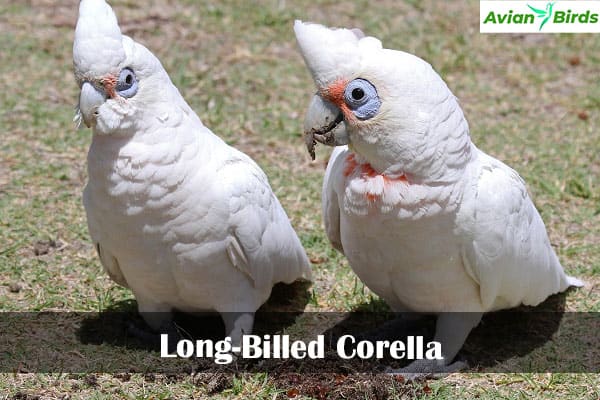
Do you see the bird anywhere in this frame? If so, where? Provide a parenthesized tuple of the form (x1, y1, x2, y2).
(294, 20, 583, 376)
(72, 0, 311, 346)
(528, 2, 555, 31)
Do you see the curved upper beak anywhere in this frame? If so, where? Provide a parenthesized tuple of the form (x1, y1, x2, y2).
(303, 94, 349, 160)
(78, 82, 106, 128)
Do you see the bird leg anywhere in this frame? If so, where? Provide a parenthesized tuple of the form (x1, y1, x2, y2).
(387, 312, 482, 380)
(221, 312, 255, 348)
(126, 300, 181, 351)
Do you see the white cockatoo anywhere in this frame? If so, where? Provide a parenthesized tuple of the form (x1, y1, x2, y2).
(72, 0, 311, 344)
(295, 21, 583, 375)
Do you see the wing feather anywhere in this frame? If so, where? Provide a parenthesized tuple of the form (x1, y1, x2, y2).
(95, 242, 129, 288)
(219, 151, 311, 289)
(463, 152, 577, 311)
(322, 146, 348, 254)
(527, 4, 547, 16)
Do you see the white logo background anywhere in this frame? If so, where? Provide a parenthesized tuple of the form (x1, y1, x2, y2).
(481, 1, 600, 33)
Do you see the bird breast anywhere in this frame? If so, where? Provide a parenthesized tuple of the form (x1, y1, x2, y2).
(339, 152, 463, 219)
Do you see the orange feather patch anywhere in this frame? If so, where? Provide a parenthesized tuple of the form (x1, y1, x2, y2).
(343, 153, 409, 201)
(343, 153, 359, 177)
(321, 79, 355, 123)
(101, 74, 118, 99)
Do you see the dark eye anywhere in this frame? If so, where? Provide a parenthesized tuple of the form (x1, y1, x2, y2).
(344, 78, 380, 120)
(351, 87, 364, 101)
(116, 68, 138, 98)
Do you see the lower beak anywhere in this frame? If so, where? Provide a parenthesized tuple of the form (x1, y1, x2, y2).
(78, 82, 106, 128)
(303, 94, 349, 160)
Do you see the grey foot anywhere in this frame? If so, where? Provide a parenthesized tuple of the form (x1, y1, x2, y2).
(387, 358, 467, 380)
(127, 319, 182, 352)
(221, 312, 255, 348)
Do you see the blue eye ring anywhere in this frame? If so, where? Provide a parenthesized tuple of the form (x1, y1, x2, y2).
(343, 78, 380, 120)
(116, 68, 138, 98)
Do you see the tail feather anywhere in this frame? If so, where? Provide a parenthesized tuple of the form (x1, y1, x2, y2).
(566, 275, 585, 288)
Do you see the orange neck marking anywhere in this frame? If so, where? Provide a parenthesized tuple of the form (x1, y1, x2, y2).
(343, 153, 408, 184)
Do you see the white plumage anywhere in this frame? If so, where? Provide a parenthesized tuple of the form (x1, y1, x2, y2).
(73, 0, 311, 342)
(295, 21, 582, 374)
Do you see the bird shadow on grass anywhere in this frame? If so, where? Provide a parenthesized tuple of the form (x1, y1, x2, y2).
(77, 280, 312, 351)
(322, 288, 591, 372)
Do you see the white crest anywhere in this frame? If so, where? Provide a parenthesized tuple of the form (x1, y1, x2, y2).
(73, 0, 126, 81)
(293, 20, 382, 89)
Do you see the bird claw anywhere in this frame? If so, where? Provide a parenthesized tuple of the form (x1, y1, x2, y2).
(127, 320, 182, 352)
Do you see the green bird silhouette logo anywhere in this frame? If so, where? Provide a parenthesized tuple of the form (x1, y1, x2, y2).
(528, 2, 555, 31)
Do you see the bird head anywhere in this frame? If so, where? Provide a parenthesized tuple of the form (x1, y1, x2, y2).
(73, 0, 173, 136)
(295, 21, 472, 182)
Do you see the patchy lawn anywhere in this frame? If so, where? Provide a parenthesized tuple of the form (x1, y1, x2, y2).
(0, 0, 598, 398)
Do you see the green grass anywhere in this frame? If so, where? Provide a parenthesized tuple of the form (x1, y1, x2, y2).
(1, 0, 599, 398)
